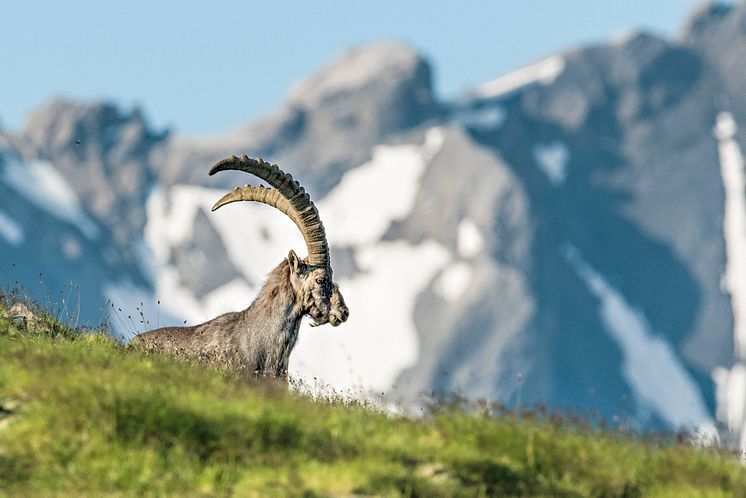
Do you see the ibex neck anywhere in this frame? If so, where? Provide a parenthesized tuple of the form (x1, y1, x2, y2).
(249, 260, 301, 318)
(240, 259, 304, 377)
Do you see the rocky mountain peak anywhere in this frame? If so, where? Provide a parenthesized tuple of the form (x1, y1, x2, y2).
(289, 40, 433, 109)
(285, 39, 438, 142)
(21, 98, 165, 158)
(154, 40, 440, 197)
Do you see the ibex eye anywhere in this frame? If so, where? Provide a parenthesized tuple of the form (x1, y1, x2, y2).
(316, 278, 324, 284)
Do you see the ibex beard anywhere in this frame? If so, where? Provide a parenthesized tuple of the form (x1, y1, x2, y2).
(129, 156, 349, 380)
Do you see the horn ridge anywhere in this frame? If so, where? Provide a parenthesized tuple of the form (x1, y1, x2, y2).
(210, 155, 330, 265)
(211, 185, 306, 235)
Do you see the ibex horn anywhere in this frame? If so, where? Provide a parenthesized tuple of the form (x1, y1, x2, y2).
(209, 156, 329, 266)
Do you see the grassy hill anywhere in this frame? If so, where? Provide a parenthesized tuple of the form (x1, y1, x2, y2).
(1, 305, 745, 497)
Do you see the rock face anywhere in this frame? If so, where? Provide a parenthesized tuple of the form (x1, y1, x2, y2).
(4, 1, 746, 436)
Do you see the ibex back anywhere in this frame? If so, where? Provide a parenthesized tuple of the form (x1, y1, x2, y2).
(130, 156, 349, 379)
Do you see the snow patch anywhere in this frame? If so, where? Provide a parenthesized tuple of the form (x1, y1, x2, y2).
(0, 209, 24, 246)
(458, 218, 484, 258)
(0, 157, 99, 239)
(453, 105, 506, 130)
(290, 240, 449, 393)
(433, 261, 473, 303)
(562, 244, 713, 429)
(474, 55, 565, 100)
(713, 364, 746, 448)
(714, 112, 746, 357)
(319, 127, 445, 247)
(533, 141, 570, 185)
(145, 187, 203, 259)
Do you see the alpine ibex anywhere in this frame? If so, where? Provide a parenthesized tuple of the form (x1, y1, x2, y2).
(130, 156, 349, 378)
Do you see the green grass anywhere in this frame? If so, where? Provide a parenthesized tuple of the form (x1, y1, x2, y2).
(0, 306, 745, 497)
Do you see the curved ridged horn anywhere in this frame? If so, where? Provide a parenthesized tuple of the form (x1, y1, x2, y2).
(209, 156, 329, 266)
(212, 185, 305, 239)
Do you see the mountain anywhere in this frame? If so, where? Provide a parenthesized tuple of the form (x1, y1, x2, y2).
(3, 1, 746, 442)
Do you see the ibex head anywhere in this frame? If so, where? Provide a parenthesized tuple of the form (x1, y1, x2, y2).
(286, 248, 334, 325)
(210, 156, 348, 327)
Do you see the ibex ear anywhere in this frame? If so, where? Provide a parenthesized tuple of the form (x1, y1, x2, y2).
(287, 250, 304, 275)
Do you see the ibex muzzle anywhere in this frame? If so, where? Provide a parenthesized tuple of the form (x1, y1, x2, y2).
(130, 156, 348, 379)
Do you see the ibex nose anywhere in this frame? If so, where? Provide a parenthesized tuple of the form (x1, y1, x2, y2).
(329, 304, 347, 327)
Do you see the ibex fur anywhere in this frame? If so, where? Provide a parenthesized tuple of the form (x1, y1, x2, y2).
(130, 156, 349, 379)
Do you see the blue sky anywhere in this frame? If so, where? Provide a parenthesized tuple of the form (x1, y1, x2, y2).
(2, 0, 701, 136)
